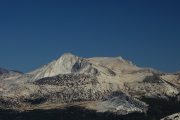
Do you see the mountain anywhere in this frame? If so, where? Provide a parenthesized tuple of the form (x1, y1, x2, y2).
(0, 68, 23, 80)
(0, 53, 179, 116)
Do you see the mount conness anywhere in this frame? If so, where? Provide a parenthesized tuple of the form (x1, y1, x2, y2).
(0, 53, 179, 115)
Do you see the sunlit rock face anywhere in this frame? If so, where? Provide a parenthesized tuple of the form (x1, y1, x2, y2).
(28, 53, 99, 82)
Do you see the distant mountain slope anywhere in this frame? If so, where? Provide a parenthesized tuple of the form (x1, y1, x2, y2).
(0, 68, 8, 75)
(0, 68, 23, 80)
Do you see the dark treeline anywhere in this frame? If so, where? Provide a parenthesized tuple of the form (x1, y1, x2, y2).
(140, 97, 180, 120)
(0, 98, 179, 120)
(0, 107, 146, 120)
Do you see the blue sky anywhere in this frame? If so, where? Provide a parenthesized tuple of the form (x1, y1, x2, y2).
(0, 0, 180, 73)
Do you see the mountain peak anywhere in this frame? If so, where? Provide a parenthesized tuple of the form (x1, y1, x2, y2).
(58, 53, 78, 61)
(29, 53, 96, 82)
(61, 53, 75, 57)
(56, 53, 81, 63)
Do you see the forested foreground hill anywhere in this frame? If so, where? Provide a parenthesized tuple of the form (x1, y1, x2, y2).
(0, 98, 179, 120)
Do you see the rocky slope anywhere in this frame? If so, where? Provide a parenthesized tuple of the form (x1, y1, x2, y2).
(0, 53, 179, 115)
(161, 113, 180, 120)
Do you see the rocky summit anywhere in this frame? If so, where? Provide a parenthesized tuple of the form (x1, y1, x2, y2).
(0, 53, 179, 116)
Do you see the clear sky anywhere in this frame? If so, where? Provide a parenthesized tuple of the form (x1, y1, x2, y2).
(0, 0, 180, 73)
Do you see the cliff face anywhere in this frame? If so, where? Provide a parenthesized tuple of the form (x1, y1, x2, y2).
(0, 53, 179, 115)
